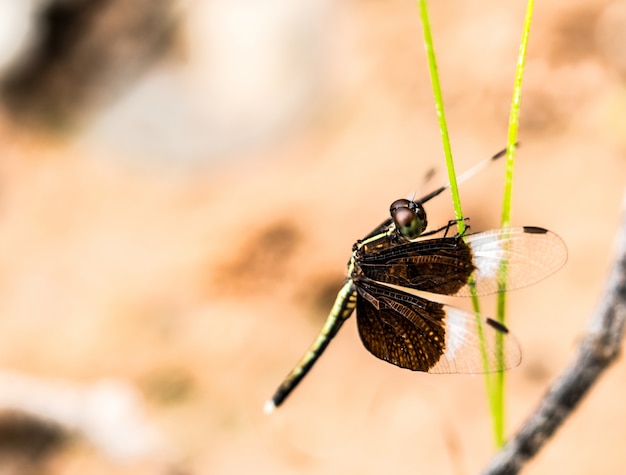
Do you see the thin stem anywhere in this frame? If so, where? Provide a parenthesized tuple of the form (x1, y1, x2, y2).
(417, 0, 493, 424)
(492, 0, 535, 448)
(417, 0, 464, 232)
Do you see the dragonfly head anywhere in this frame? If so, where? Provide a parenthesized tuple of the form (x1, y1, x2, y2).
(390, 198, 427, 241)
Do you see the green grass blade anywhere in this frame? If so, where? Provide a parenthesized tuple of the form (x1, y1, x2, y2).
(417, 0, 493, 422)
(417, 0, 464, 231)
(492, 0, 536, 448)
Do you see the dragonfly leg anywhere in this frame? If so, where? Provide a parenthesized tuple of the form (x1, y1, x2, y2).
(420, 217, 470, 238)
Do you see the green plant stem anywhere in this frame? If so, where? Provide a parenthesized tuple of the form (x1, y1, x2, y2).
(417, 0, 464, 232)
(417, 0, 491, 410)
(491, 0, 535, 449)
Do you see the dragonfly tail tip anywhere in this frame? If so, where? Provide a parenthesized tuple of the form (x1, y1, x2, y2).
(263, 400, 276, 415)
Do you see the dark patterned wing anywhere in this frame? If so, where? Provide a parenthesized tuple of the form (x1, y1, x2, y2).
(357, 227, 566, 297)
(357, 235, 475, 296)
(355, 279, 521, 373)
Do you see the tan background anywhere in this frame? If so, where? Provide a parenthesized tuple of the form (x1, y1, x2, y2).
(0, 0, 625, 473)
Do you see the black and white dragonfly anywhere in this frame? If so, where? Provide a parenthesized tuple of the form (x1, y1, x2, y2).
(265, 151, 567, 412)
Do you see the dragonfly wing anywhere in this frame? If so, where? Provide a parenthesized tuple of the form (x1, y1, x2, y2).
(457, 226, 567, 296)
(358, 227, 566, 297)
(358, 236, 476, 295)
(355, 279, 520, 373)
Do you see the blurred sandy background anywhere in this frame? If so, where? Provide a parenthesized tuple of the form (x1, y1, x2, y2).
(0, 0, 624, 474)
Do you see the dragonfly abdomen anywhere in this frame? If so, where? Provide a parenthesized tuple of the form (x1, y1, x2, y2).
(265, 279, 357, 412)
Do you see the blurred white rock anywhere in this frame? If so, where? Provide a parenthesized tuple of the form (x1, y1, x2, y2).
(80, 0, 335, 167)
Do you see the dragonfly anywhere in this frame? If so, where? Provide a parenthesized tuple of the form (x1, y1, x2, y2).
(264, 150, 567, 413)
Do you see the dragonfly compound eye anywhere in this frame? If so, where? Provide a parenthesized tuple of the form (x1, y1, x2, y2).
(390, 199, 427, 240)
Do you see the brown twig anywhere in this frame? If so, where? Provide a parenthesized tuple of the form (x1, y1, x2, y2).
(482, 190, 626, 475)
